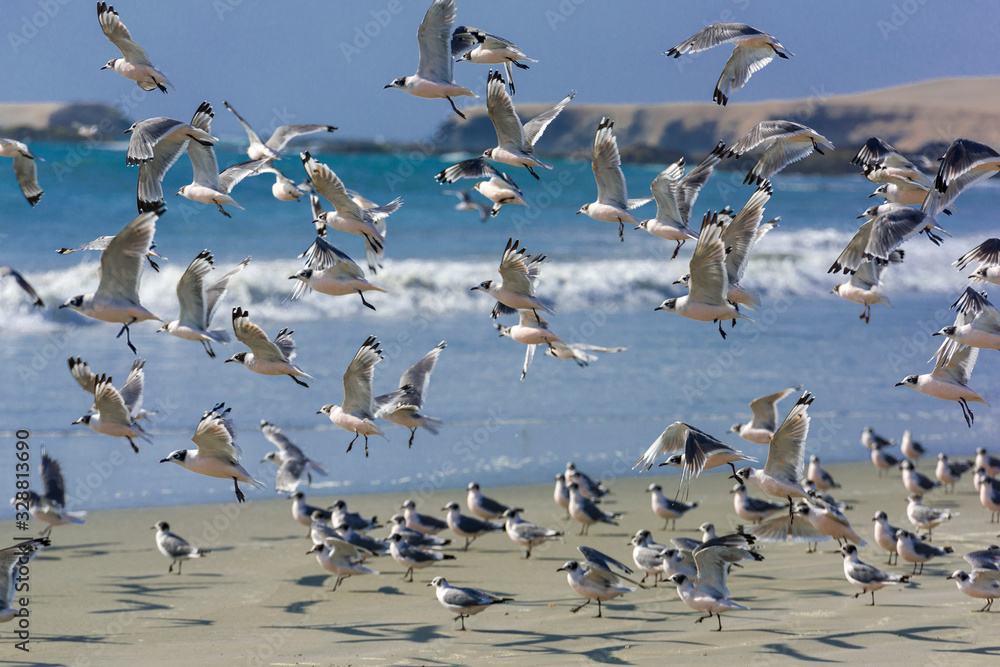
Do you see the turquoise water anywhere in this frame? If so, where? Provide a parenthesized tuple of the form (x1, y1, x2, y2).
(1, 144, 997, 513)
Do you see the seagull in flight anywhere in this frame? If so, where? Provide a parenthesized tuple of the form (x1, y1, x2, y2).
(895, 340, 986, 427)
(481, 69, 575, 180)
(452, 25, 536, 95)
(577, 117, 652, 241)
(374, 342, 446, 447)
(1, 266, 43, 307)
(664, 23, 791, 106)
(58, 208, 163, 353)
(729, 385, 802, 445)
(472, 238, 551, 318)
(384, 0, 476, 119)
(97, 2, 174, 93)
(318, 336, 386, 456)
(160, 403, 266, 503)
(435, 158, 526, 217)
(223, 100, 337, 161)
(0, 138, 43, 206)
(723, 121, 833, 185)
(69, 357, 151, 453)
(157, 251, 249, 357)
(226, 307, 312, 387)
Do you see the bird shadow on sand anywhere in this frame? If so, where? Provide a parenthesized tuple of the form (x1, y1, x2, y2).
(266, 620, 451, 644)
(757, 623, 965, 655)
(476, 626, 704, 658)
(37, 541, 123, 558)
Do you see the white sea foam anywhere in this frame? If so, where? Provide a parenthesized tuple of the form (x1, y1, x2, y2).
(0, 228, 981, 333)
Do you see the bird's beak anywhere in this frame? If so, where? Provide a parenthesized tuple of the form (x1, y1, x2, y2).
(946, 574, 954, 580)
(856, 213, 866, 219)
(307, 545, 320, 554)
(556, 566, 566, 572)
(574, 211, 581, 215)
(931, 331, 941, 336)
(867, 193, 876, 199)
(158, 458, 170, 463)
(101, 64, 110, 70)
(893, 382, 904, 387)
(426, 582, 434, 587)
(259, 458, 268, 464)
(633, 225, 642, 231)
(469, 286, 481, 292)
(150, 525, 157, 530)
(383, 84, 393, 89)
(654, 305, 664, 312)
(223, 358, 235, 363)
(71, 418, 82, 425)
(57, 303, 69, 309)
(316, 410, 323, 414)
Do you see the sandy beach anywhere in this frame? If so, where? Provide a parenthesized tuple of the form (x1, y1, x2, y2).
(3, 459, 996, 666)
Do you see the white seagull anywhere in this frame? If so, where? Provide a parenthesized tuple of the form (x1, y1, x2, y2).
(58, 208, 163, 353)
(124, 104, 217, 213)
(158, 251, 249, 357)
(655, 211, 752, 339)
(373, 341, 446, 447)
(97, 2, 174, 93)
(729, 385, 801, 445)
(302, 152, 401, 273)
(152, 521, 210, 574)
(669, 542, 761, 630)
(832, 251, 903, 323)
(956, 238, 1000, 285)
(838, 544, 909, 606)
(724, 121, 833, 184)
(495, 310, 562, 381)
(384, 0, 476, 119)
(635, 146, 722, 258)
(260, 420, 328, 494)
(948, 570, 1000, 612)
(0, 138, 43, 206)
(290, 236, 386, 311)
(159, 403, 266, 502)
(176, 102, 272, 217)
(557, 547, 643, 618)
(481, 69, 574, 179)
(472, 238, 551, 318)
(307, 537, 379, 591)
(69, 358, 151, 453)
(895, 340, 986, 427)
(665, 22, 791, 106)
(223, 100, 337, 161)
(318, 336, 386, 456)
(17, 448, 86, 537)
(577, 117, 652, 241)
(634, 421, 756, 484)
(429, 576, 512, 631)
(732, 392, 813, 510)
(226, 307, 312, 387)
(501, 508, 563, 558)
(435, 158, 526, 217)
(934, 287, 1000, 355)
(452, 25, 535, 94)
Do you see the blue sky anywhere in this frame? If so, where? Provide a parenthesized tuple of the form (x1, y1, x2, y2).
(2, 0, 998, 141)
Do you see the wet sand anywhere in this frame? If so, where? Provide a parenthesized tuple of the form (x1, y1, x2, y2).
(5, 460, 997, 665)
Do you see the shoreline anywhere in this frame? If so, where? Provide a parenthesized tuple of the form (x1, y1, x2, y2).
(4, 459, 997, 665)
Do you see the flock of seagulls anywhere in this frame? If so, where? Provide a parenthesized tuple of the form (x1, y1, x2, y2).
(6, 0, 1000, 640)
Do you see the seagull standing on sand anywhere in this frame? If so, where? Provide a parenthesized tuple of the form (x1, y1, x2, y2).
(124, 104, 217, 213)
(374, 342, 446, 447)
(158, 252, 249, 357)
(159, 403, 266, 503)
(69, 358, 151, 453)
(442, 502, 503, 550)
(935, 454, 974, 493)
(947, 570, 1000, 611)
(387, 533, 456, 582)
(223, 100, 337, 161)
(152, 521, 210, 574)
(307, 537, 379, 591)
(558, 546, 643, 618)
(467, 483, 515, 520)
(731, 484, 785, 524)
(59, 208, 163, 353)
(806, 456, 840, 491)
(97, 2, 174, 93)
(480, 70, 575, 180)
(906, 494, 956, 538)
(577, 117, 652, 241)
(0, 138, 43, 206)
(896, 530, 953, 575)
(872, 510, 904, 565)
(669, 542, 762, 631)
(838, 544, 909, 605)
(664, 23, 791, 106)
(227, 307, 312, 387)
(729, 386, 801, 445)
(568, 482, 621, 536)
(635, 147, 722, 258)
(655, 212, 753, 339)
(429, 576, 512, 630)
(318, 336, 385, 456)
(402, 499, 449, 535)
(384, 0, 477, 119)
(900, 460, 940, 495)
(646, 483, 698, 530)
(501, 509, 563, 558)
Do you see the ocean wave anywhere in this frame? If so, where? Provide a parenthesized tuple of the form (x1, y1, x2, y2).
(0, 228, 979, 332)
